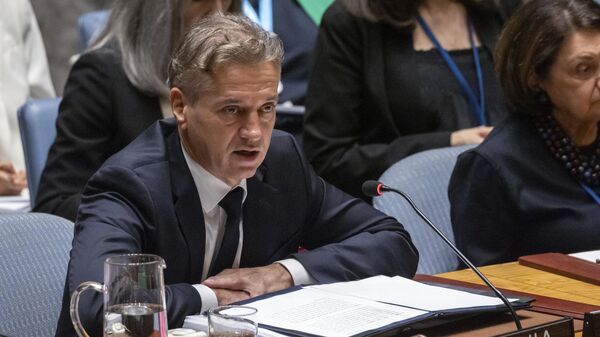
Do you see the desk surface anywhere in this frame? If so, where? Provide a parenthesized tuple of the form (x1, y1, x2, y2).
(438, 262, 600, 306)
(433, 261, 600, 336)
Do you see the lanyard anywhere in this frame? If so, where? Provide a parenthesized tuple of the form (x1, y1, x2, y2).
(580, 182, 600, 206)
(243, 0, 273, 32)
(416, 15, 487, 126)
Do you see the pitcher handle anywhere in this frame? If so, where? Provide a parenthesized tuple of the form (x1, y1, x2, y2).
(69, 281, 105, 337)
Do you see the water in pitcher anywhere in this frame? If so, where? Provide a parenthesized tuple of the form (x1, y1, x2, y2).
(104, 303, 167, 337)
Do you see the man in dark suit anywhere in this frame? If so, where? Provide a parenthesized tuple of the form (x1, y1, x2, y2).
(56, 14, 418, 336)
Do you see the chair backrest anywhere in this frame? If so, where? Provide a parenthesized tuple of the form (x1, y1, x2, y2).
(17, 98, 61, 205)
(373, 144, 475, 275)
(0, 213, 73, 337)
(78, 10, 110, 51)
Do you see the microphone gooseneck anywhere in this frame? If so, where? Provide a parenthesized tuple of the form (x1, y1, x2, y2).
(363, 180, 523, 331)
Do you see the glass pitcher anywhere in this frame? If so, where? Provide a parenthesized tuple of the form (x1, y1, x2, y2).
(70, 254, 168, 337)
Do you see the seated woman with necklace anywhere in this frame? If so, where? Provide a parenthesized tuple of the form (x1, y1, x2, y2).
(303, 0, 520, 198)
(449, 0, 600, 266)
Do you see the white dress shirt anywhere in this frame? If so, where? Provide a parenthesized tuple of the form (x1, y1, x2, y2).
(181, 145, 314, 313)
(0, 0, 55, 169)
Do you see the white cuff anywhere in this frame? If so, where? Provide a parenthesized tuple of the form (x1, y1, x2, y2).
(192, 284, 219, 313)
(276, 258, 316, 286)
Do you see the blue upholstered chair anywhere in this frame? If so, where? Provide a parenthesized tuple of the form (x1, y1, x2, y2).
(17, 98, 61, 205)
(78, 10, 110, 51)
(373, 144, 476, 275)
(0, 213, 73, 337)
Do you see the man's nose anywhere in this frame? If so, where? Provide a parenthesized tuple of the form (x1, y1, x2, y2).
(239, 112, 262, 141)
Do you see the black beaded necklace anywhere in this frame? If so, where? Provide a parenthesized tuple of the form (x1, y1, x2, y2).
(533, 114, 600, 187)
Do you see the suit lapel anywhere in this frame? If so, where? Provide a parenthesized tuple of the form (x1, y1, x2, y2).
(240, 164, 282, 267)
(167, 131, 206, 283)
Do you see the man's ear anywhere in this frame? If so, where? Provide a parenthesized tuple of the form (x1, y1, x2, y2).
(170, 87, 188, 129)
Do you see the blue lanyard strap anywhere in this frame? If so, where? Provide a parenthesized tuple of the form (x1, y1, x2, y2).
(416, 15, 487, 126)
(580, 182, 600, 206)
(243, 0, 273, 32)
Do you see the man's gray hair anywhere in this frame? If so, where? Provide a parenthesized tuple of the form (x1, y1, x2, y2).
(168, 13, 284, 104)
(90, 0, 241, 98)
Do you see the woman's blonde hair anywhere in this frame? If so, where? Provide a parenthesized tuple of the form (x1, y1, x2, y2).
(90, 0, 241, 97)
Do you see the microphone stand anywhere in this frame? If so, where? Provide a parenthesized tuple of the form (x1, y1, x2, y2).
(371, 182, 523, 331)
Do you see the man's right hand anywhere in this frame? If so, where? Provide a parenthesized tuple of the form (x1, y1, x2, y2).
(212, 288, 251, 306)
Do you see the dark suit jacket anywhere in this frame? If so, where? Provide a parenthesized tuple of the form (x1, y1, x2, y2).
(303, 1, 520, 198)
(271, 0, 318, 106)
(34, 44, 162, 221)
(55, 119, 419, 337)
(449, 115, 600, 266)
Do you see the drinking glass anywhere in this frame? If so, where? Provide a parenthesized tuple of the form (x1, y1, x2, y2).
(70, 254, 168, 337)
(208, 305, 258, 337)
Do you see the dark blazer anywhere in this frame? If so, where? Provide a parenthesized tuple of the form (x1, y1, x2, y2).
(34, 45, 162, 220)
(303, 1, 519, 198)
(272, 0, 318, 105)
(55, 119, 419, 337)
(449, 115, 600, 267)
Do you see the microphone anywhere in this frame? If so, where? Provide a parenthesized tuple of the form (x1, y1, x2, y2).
(363, 180, 523, 330)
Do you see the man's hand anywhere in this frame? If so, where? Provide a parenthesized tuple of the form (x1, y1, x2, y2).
(212, 288, 251, 306)
(450, 126, 493, 146)
(203, 263, 294, 299)
(0, 163, 26, 196)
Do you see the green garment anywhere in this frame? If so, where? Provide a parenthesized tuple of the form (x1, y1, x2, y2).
(297, 0, 335, 25)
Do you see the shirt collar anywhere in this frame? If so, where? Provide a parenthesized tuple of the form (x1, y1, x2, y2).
(181, 145, 248, 214)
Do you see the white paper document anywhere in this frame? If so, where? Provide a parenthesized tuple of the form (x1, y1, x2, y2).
(0, 195, 30, 213)
(570, 250, 600, 263)
(311, 275, 519, 312)
(252, 287, 427, 337)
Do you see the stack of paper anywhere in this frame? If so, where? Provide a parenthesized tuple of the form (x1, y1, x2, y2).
(185, 275, 526, 337)
(570, 250, 600, 263)
(0, 195, 30, 213)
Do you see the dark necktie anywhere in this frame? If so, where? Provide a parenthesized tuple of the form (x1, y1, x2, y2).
(209, 187, 244, 277)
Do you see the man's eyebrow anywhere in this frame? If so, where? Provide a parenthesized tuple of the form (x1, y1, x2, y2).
(213, 95, 279, 105)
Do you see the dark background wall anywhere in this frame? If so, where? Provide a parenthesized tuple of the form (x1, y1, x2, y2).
(30, 0, 113, 96)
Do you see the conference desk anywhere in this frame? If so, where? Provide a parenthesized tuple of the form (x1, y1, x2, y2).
(413, 261, 600, 336)
(183, 262, 599, 336)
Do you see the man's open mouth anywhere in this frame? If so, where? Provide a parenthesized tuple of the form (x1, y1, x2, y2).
(234, 150, 259, 157)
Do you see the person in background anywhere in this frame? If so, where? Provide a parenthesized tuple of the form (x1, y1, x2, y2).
(0, 0, 55, 195)
(34, 0, 240, 220)
(449, 0, 600, 266)
(243, 0, 332, 145)
(55, 14, 418, 336)
(303, 0, 520, 199)
(243, 0, 333, 105)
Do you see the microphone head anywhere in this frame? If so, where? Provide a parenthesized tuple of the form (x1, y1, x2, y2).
(362, 180, 384, 197)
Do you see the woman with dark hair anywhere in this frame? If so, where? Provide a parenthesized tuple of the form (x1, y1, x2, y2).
(34, 0, 240, 221)
(449, 0, 600, 266)
(303, 0, 519, 198)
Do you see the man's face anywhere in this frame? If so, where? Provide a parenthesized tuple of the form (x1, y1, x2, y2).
(171, 61, 280, 186)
